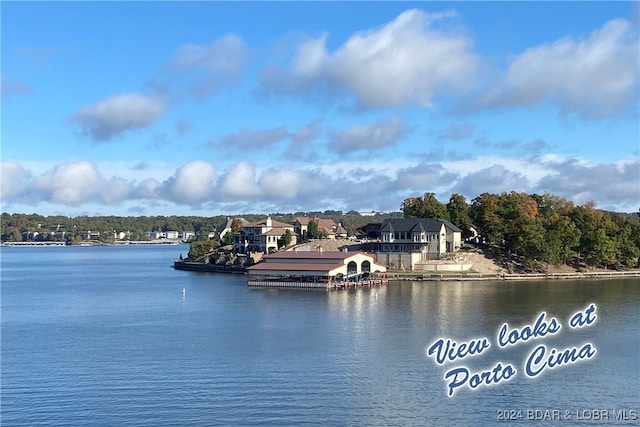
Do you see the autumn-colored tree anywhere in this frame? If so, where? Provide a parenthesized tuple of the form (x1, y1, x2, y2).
(401, 197, 423, 218)
(469, 193, 501, 245)
(231, 218, 244, 232)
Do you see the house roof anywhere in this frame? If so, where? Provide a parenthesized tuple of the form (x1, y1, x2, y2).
(440, 219, 463, 233)
(247, 250, 386, 275)
(381, 218, 442, 233)
(264, 228, 290, 236)
(247, 262, 344, 273)
(380, 218, 463, 233)
(245, 218, 292, 228)
(215, 217, 248, 234)
(294, 217, 310, 225)
(317, 218, 337, 233)
(263, 250, 359, 261)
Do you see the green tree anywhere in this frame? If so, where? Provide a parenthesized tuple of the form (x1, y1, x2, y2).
(570, 203, 600, 259)
(278, 230, 293, 249)
(447, 193, 472, 236)
(306, 219, 326, 239)
(544, 214, 581, 265)
(401, 193, 449, 220)
(420, 192, 449, 220)
(585, 227, 617, 269)
(496, 192, 539, 256)
(5, 226, 23, 242)
(188, 239, 219, 260)
(222, 231, 234, 246)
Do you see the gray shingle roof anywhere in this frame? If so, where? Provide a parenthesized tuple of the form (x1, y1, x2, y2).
(380, 218, 460, 233)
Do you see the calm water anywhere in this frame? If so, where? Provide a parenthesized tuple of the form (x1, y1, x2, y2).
(1, 245, 638, 426)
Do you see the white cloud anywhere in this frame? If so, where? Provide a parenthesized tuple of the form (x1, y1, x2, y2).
(32, 161, 102, 205)
(1, 161, 32, 202)
(162, 161, 217, 204)
(260, 9, 478, 109)
(258, 168, 302, 199)
(437, 123, 475, 140)
(535, 158, 640, 208)
(476, 18, 639, 118)
(70, 93, 166, 141)
(152, 34, 250, 99)
(217, 162, 261, 199)
(393, 163, 452, 191)
(99, 176, 134, 205)
(289, 119, 323, 149)
(454, 164, 531, 196)
(208, 127, 289, 151)
(329, 115, 409, 153)
(136, 178, 162, 199)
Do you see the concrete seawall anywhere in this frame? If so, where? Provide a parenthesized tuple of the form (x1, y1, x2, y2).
(173, 261, 246, 274)
(173, 260, 640, 282)
(387, 270, 640, 281)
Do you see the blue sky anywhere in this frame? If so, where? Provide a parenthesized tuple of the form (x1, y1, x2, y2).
(2, 1, 639, 216)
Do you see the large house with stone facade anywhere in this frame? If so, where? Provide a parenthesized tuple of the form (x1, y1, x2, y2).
(233, 216, 296, 254)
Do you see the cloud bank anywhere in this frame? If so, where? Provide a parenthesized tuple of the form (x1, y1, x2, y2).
(2, 157, 637, 214)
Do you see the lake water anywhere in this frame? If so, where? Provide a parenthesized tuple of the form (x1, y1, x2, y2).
(1, 245, 638, 426)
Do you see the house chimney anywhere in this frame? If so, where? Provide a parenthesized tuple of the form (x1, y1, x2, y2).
(266, 216, 272, 227)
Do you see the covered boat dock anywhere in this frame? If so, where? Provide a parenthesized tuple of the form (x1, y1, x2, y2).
(247, 250, 387, 289)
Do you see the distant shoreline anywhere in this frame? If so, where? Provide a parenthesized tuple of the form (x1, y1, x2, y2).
(1, 240, 189, 247)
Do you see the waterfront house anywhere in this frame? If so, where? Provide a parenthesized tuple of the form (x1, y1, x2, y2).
(215, 217, 249, 242)
(165, 231, 179, 239)
(180, 231, 195, 240)
(233, 216, 297, 254)
(374, 218, 462, 270)
(86, 230, 101, 240)
(146, 231, 163, 240)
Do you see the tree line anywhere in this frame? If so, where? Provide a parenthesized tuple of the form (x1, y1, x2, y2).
(0, 211, 400, 244)
(0, 213, 227, 243)
(402, 192, 640, 269)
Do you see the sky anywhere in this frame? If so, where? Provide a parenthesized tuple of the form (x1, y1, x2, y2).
(2, 1, 639, 217)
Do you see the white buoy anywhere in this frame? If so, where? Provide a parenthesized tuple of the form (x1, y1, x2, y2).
(182, 288, 186, 296)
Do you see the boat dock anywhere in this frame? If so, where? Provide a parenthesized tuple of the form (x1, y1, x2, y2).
(248, 276, 388, 290)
